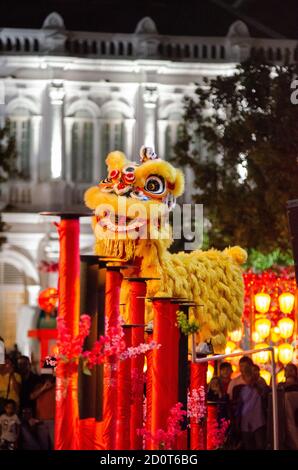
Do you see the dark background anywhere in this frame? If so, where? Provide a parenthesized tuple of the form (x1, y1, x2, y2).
(0, 0, 297, 38)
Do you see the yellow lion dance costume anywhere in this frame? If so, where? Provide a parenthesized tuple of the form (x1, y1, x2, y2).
(85, 147, 246, 350)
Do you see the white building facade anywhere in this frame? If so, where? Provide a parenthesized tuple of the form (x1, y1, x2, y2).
(0, 12, 296, 350)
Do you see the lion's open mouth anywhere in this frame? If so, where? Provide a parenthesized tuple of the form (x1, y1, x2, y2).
(95, 214, 147, 233)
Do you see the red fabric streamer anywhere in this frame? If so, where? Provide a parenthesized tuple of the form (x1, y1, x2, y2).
(102, 269, 122, 450)
(207, 404, 218, 450)
(150, 300, 179, 450)
(78, 418, 105, 450)
(116, 327, 132, 449)
(145, 331, 153, 450)
(176, 430, 188, 450)
(190, 362, 207, 450)
(129, 280, 146, 449)
(55, 218, 80, 450)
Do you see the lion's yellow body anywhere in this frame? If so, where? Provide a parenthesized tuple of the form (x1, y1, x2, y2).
(85, 150, 246, 351)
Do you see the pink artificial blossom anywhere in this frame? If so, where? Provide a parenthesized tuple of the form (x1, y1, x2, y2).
(187, 386, 207, 422)
(120, 341, 160, 360)
(54, 314, 159, 376)
(138, 402, 186, 450)
(207, 418, 230, 450)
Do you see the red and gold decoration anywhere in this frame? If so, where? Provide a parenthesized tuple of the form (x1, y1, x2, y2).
(38, 287, 58, 313)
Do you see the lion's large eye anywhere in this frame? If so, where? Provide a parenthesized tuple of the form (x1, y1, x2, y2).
(144, 175, 165, 195)
(122, 166, 136, 174)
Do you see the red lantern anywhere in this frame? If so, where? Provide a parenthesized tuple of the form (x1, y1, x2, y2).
(38, 287, 58, 313)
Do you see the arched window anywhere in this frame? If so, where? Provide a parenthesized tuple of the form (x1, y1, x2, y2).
(165, 112, 183, 160)
(101, 110, 124, 159)
(0, 261, 26, 349)
(9, 107, 31, 180)
(71, 110, 94, 182)
(0, 250, 38, 350)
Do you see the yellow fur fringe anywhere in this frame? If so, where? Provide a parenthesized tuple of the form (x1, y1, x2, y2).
(93, 235, 246, 352)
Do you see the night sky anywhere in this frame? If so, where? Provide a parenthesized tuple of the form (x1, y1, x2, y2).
(0, 0, 297, 38)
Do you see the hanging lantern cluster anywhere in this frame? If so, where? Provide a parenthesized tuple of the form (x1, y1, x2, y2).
(243, 268, 296, 380)
(255, 318, 271, 339)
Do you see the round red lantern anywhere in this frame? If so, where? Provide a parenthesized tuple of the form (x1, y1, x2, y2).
(38, 287, 58, 313)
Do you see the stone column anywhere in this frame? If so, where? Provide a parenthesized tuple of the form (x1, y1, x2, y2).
(48, 82, 65, 180)
(64, 117, 73, 183)
(93, 117, 101, 179)
(30, 115, 42, 183)
(143, 86, 158, 149)
(157, 119, 168, 158)
(123, 118, 135, 159)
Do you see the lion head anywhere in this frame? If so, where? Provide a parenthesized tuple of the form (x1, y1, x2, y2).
(85, 147, 184, 259)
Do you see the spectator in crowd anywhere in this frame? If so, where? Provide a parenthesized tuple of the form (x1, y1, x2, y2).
(207, 375, 230, 421)
(208, 376, 223, 401)
(0, 399, 20, 450)
(278, 363, 298, 390)
(19, 407, 51, 450)
(252, 364, 268, 389)
(284, 363, 298, 387)
(30, 362, 55, 448)
(0, 356, 21, 414)
(233, 364, 267, 450)
(9, 345, 21, 370)
(227, 356, 254, 399)
(17, 356, 40, 414)
(219, 362, 233, 394)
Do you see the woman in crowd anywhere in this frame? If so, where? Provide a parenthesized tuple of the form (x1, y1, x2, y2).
(0, 356, 21, 414)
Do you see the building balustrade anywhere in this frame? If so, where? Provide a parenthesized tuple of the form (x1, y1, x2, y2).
(0, 26, 297, 63)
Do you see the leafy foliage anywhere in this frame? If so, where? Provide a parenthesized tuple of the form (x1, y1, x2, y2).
(0, 119, 17, 183)
(245, 248, 293, 272)
(176, 310, 200, 335)
(174, 59, 298, 253)
(0, 120, 17, 247)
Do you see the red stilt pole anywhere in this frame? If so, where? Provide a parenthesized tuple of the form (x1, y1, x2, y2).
(116, 326, 132, 450)
(128, 279, 146, 449)
(145, 327, 153, 450)
(190, 361, 208, 450)
(150, 298, 179, 450)
(55, 216, 81, 450)
(102, 267, 122, 450)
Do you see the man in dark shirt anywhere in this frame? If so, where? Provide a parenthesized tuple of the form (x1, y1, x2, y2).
(17, 356, 40, 415)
